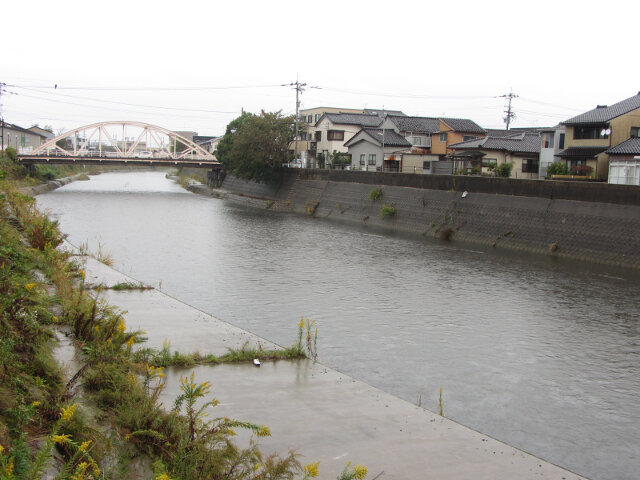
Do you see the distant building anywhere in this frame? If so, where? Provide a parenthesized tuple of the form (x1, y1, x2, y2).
(344, 128, 412, 172)
(448, 132, 542, 179)
(558, 92, 640, 180)
(1, 122, 48, 153)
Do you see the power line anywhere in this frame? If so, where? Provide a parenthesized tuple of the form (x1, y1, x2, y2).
(7, 91, 236, 121)
(7, 83, 285, 92)
(10, 85, 238, 114)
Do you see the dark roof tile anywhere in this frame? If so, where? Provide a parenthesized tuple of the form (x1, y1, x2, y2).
(322, 113, 383, 127)
(440, 117, 486, 134)
(450, 132, 541, 153)
(386, 115, 440, 134)
(346, 128, 412, 148)
(606, 138, 640, 155)
(562, 93, 640, 125)
(555, 146, 608, 158)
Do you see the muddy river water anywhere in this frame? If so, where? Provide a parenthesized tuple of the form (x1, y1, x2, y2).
(37, 171, 640, 480)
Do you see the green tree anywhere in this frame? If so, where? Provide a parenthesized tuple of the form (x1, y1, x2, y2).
(215, 111, 295, 182)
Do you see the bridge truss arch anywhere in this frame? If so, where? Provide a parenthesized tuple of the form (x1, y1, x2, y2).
(31, 121, 216, 161)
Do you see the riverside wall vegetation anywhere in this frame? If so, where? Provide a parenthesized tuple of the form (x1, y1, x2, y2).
(186, 168, 640, 269)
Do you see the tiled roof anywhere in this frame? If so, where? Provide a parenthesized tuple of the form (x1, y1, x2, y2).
(562, 93, 640, 125)
(322, 113, 383, 127)
(450, 132, 541, 153)
(386, 115, 440, 134)
(3, 122, 48, 137)
(555, 146, 608, 158)
(364, 108, 406, 117)
(606, 138, 640, 155)
(484, 127, 548, 137)
(346, 128, 412, 148)
(440, 118, 486, 134)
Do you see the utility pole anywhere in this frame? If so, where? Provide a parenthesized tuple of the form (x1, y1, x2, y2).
(284, 79, 319, 167)
(500, 90, 518, 130)
(283, 79, 306, 165)
(0, 81, 5, 151)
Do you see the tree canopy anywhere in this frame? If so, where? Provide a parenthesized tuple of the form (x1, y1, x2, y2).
(215, 111, 296, 182)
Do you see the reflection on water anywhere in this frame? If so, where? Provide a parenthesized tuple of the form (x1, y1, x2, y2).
(38, 171, 640, 480)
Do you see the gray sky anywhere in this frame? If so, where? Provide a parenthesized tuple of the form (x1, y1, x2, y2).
(2, 0, 637, 136)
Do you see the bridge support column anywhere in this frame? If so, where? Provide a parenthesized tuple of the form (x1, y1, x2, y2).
(207, 169, 225, 188)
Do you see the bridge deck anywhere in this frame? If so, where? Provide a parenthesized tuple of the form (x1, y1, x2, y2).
(18, 155, 220, 169)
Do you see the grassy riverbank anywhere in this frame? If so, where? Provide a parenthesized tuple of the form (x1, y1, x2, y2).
(0, 153, 367, 480)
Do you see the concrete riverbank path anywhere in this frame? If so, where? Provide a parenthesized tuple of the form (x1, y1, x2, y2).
(74, 252, 588, 480)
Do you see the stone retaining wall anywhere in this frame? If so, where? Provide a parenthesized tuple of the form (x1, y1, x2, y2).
(217, 169, 640, 268)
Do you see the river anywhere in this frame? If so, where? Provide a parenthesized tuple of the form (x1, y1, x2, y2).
(37, 171, 640, 480)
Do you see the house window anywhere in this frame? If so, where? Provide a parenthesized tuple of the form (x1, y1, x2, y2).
(482, 157, 497, 167)
(573, 125, 608, 139)
(522, 158, 539, 173)
(543, 132, 554, 148)
(439, 132, 448, 142)
(413, 137, 422, 145)
(360, 154, 365, 165)
(315, 131, 322, 141)
(315, 114, 321, 122)
(631, 127, 640, 138)
(559, 133, 565, 149)
(307, 115, 313, 123)
(422, 161, 431, 170)
(368, 154, 376, 165)
(327, 130, 344, 141)
(463, 135, 476, 141)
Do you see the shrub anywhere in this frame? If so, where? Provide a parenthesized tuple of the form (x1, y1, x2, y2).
(495, 162, 513, 178)
(546, 162, 569, 178)
(379, 204, 396, 219)
(570, 164, 593, 176)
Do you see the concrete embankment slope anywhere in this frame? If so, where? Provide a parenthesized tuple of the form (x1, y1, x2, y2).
(78, 255, 586, 480)
(195, 169, 640, 269)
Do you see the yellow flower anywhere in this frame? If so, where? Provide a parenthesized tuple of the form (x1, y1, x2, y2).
(353, 465, 368, 479)
(31, 401, 41, 407)
(60, 404, 77, 421)
(24, 283, 36, 291)
(126, 336, 135, 348)
(0, 443, 4, 453)
(52, 434, 72, 444)
(256, 425, 271, 437)
(298, 317, 305, 329)
(156, 474, 172, 480)
(79, 270, 86, 279)
(94, 325, 100, 331)
(5, 457, 13, 476)
(52, 316, 59, 323)
(117, 320, 126, 334)
(79, 440, 92, 452)
(304, 461, 320, 478)
(226, 428, 236, 436)
(124, 434, 131, 441)
(90, 459, 100, 476)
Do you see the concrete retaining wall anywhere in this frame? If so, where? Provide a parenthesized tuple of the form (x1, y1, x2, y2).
(216, 169, 640, 268)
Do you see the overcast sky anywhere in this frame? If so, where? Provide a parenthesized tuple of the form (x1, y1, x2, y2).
(2, 0, 637, 137)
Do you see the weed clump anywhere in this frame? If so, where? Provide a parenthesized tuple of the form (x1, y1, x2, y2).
(379, 204, 396, 219)
(369, 188, 382, 201)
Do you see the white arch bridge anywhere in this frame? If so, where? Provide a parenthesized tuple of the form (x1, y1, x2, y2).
(18, 121, 220, 169)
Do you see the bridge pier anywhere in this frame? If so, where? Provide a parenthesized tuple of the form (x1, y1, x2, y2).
(207, 169, 225, 188)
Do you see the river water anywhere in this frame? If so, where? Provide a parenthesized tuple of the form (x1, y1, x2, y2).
(38, 171, 640, 480)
